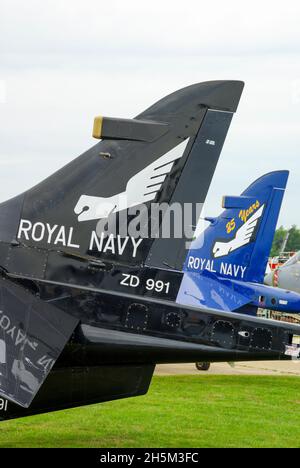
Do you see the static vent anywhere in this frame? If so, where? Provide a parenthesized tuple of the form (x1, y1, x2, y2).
(164, 312, 182, 328)
(250, 328, 272, 350)
(125, 303, 149, 331)
(211, 320, 235, 348)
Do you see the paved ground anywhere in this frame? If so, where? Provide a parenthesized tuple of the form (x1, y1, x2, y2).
(155, 361, 300, 376)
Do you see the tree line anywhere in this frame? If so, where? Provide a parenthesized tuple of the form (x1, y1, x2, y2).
(271, 226, 300, 257)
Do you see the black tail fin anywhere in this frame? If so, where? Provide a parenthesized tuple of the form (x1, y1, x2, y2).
(12, 81, 244, 267)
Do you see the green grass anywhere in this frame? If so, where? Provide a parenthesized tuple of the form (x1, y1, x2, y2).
(0, 375, 299, 448)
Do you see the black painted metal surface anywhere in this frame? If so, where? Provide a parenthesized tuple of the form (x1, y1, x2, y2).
(1, 80, 298, 422)
(0, 277, 78, 408)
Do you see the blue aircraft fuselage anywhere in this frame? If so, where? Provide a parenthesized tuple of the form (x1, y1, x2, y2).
(232, 279, 300, 313)
(176, 270, 300, 315)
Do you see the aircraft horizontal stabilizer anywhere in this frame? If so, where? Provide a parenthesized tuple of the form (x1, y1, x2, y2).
(0, 277, 78, 408)
(0, 364, 154, 421)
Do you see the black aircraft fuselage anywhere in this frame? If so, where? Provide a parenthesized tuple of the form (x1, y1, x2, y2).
(0, 80, 299, 421)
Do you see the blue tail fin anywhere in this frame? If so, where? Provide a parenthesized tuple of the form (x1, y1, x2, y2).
(184, 171, 289, 283)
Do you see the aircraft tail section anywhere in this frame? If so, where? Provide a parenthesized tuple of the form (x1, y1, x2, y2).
(8, 81, 244, 269)
(184, 171, 289, 283)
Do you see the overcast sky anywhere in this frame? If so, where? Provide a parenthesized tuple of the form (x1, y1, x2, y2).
(1, 0, 300, 228)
